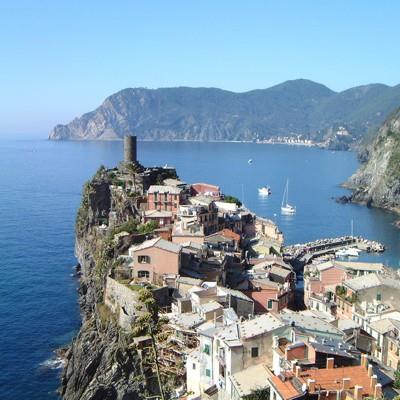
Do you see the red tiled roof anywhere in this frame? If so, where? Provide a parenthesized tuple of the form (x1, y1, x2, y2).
(217, 229, 240, 242)
(298, 366, 375, 396)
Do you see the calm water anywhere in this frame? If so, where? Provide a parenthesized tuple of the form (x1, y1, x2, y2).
(1, 139, 399, 399)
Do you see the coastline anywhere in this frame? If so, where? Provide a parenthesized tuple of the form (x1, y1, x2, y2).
(47, 136, 347, 151)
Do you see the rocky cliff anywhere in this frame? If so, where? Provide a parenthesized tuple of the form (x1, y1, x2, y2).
(61, 163, 181, 399)
(346, 108, 400, 214)
(60, 169, 145, 400)
(49, 80, 400, 144)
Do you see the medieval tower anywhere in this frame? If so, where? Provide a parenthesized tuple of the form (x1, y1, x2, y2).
(124, 135, 137, 164)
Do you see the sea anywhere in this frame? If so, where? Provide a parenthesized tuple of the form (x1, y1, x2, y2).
(0, 139, 399, 399)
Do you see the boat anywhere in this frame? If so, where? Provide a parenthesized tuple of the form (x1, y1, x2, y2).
(248, 159, 253, 165)
(281, 179, 296, 215)
(335, 247, 360, 258)
(258, 186, 271, 195)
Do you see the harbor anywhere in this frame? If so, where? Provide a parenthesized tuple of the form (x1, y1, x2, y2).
(283, 236, 385, 271)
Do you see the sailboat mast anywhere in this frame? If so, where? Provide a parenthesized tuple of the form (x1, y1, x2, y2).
(287, 179, 289, 205)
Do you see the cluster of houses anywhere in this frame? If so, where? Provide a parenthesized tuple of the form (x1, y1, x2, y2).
(103, 139, 400, 400)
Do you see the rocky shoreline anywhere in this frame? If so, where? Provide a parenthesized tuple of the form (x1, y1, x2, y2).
(335, 193, 400, 229)
(335, 107, 400, 228)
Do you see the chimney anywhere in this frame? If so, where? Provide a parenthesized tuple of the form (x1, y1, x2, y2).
(374, 383, 382, 399)
(295, 365, 302, 378)
(361, 354, 368, 369)
(342, 378, 351, 390)
(370, 375, 377, 391)
(290, 360, 297, 372)
(272, 335, 279, 349)
(326, 357, 334, 369)
(307, 379, 315, 392)
(354, 385, 363, 400)
(367, 364, 373, 377)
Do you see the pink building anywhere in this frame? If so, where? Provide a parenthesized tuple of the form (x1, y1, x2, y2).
(304, 260, 384, 307)
(128, 237, 182, 285)
(147, 185, 183, 217)
(244, 280, 293, 313)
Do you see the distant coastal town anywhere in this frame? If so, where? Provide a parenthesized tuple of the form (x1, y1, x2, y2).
(66, 135, 400, 400)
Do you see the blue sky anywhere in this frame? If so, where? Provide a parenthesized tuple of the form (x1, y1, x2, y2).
(1, 1, 400, 137)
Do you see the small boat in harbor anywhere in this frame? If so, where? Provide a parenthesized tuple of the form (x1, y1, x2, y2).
(281, 179, 296, 215)
(258, 186, 271, 196)
(335, 247, 361, 258)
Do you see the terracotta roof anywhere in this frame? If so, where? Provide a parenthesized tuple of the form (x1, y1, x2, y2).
(266, 369, 302, 400)
(218, 229, 240, 242)
(298, 365, 375, 396)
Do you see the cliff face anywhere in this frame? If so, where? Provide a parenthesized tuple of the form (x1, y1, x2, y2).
(346, 108, 400, 213)
(61, 164, 180, 399)
(49, 80, 400, 143)
(60, 171, 145, 400)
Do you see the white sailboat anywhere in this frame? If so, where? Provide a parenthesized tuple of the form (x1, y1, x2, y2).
(281, 179, 296, 215)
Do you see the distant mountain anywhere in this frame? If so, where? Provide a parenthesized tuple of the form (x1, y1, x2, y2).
(346, 107, 400, 214)
(49, 79, 400, 144)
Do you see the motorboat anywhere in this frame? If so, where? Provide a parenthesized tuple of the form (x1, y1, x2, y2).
(258, 186, 271, 196)
(336, 248, 360, 258)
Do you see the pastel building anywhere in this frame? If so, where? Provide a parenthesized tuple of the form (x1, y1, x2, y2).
(128, 237, 182, 285)
(147, 185, 183, 216)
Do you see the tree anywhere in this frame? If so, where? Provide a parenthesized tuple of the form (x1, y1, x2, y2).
(126, 162, 140, 192)
(132, 288, 169, 400)
(243, 387, 270, 400)
(394, 367, 400, 389)
(224, 194, 242, 207)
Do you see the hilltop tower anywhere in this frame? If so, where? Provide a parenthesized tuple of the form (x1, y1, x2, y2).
(124, 135, 137, 164)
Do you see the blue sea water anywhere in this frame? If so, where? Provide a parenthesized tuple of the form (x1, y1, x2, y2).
(0, 139, 399, 399)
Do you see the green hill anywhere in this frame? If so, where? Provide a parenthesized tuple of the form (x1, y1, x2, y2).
(49, 79, 400, 144)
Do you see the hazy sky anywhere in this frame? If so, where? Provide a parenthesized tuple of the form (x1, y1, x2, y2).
(1, 1, 400, 137)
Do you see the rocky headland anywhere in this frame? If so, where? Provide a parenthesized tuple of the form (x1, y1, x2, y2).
(343, 107, 400, 225)
(49, 80, 400, 148)
(60, 165, 178, 400)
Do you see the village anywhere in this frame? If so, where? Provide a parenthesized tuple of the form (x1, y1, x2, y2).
(94, 136, 400, 400)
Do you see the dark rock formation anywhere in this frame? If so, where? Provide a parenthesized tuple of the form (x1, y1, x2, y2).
(49, 80, 400, 143)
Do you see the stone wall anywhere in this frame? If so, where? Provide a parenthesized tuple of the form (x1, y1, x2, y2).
(105, 277, 139, 330)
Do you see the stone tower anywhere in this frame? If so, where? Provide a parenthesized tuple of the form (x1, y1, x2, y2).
(124, 135, 137, 164)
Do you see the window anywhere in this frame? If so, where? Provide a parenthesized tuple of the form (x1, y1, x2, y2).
(251, 347, 259, 358)
(267, 299, 273, 309)
(377, 293, 382, 301)
(138, 255, 150, 264)
(138, 270, 150, 278)
(192, 363, 196, 370)
(204, 344, 210, 355)
(205, 368, 211, 377)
